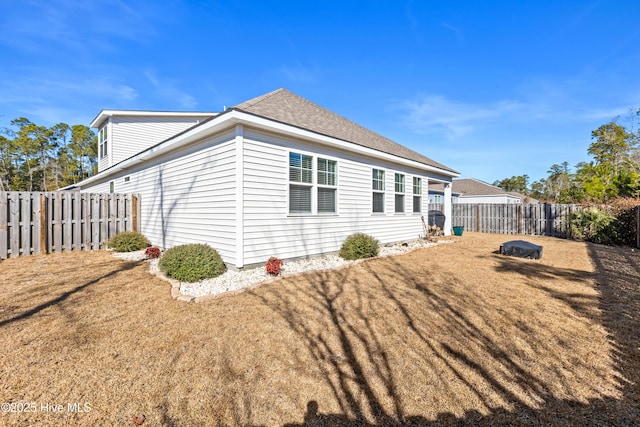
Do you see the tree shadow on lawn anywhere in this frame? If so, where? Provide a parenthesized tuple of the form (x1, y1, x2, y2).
(0, 259, 139, 328)
(250, 245, 638, 426)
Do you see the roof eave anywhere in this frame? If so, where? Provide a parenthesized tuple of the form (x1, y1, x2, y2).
(89, 110, 219, 129)
(72, 109, 458, 189)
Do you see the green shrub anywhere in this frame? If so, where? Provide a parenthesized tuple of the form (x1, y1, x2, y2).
(603, 198, 640, 246)
(339, 233, 379, 260)
(570, 207, 616, 244)
(158, 244, 226, 282)
(107, 231, 149, 252)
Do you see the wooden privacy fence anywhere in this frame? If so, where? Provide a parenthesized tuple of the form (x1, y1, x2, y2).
(0, 192, 140, 259)
(451, 203, 580, 237)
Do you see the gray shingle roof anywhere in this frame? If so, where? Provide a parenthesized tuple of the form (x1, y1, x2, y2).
(453, 178, 507, 196)
(232, 88, 458, 174)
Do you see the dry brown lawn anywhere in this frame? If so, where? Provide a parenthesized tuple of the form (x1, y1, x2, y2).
(0, 232, 638, 426)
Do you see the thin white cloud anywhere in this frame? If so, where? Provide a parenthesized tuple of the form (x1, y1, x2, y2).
(441, 22, 463, 43)
(274, 63, 319, 84)
(399, 95, 525, 139)
(398, 78, 640, 141)
(0, 70, 138, 125)
(0, 0, 159, 53)
(144, 71, 197, 110)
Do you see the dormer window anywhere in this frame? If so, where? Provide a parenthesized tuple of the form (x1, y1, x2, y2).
(98, 126, 108, 158)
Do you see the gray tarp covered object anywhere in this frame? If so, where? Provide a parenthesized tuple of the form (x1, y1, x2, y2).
(500, 240, 543, 259)
(427, 210, 445, 229)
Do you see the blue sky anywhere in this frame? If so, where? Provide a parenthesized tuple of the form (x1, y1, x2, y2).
(1, 0, 640, 184)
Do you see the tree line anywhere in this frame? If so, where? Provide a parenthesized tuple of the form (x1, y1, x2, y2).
(494, 110, 640, 203)
(0, 118, 97, 192)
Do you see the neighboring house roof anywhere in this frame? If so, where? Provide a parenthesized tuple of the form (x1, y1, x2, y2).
(453, 178, 508, 196)
(232, 88, 458, 174)
(426, 182, 461, 196)
(506, 191, 539, 203)
(430, 178, 527, 199)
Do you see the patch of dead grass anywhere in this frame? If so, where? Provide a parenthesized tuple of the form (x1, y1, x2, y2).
(0, 233, 636, 426)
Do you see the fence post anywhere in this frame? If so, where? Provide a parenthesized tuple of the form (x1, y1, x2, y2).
(517, 204, 523, 234)
(40, 194, 48, 254)
(637, 205, 639, 249)
(9, 193, 19, 257)
(0, 192, 7, 259)
(132, 194, 140, 232)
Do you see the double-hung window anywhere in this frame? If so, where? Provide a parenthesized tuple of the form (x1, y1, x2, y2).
(413, 177, 422, 213)
(395, 173, 405, 213)
(98, 126, 108, 159)
(372, 169, 385, 213)
(289, 152, 338, 214)
(289, 152, 313, 214)
(317, 158, 337, 214)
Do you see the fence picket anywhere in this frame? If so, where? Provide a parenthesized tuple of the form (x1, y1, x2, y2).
(73, 193, 81, 250)
(443, 203, 586, 238)
(21, 192, 31, 256)
(0, 192, 7, 259)
(9, 193, 19, 257)
(1, 192, 140, 259)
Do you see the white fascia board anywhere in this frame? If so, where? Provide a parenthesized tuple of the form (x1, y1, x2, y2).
(75, 109, 457, 189)
(235, 112, 459, 179)
(90, 110, 218, 129)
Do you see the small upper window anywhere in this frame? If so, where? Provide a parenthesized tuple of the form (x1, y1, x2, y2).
(99, 126, 109, 159)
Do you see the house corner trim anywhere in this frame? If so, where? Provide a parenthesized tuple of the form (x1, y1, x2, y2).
(235, 124, 244, 268)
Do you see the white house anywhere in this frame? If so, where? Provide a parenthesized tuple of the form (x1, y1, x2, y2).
(70, 89, 459, 269)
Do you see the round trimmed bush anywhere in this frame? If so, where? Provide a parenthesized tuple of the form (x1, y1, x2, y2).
(339, 233, 379, 260)
(158, 244, 226, 282)
(107, 231, 149, 252)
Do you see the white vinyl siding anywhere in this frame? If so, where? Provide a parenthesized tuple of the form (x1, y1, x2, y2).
(413, 177, 422, 213)
(241, 129, 444, 266)
(395, 173, 405, 213)
(82, 131, 237, 263)
(81, 125, 452, 268)
(99, 116, 212, 172)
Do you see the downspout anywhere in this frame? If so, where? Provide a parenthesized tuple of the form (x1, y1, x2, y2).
(234, 124, 244, 268)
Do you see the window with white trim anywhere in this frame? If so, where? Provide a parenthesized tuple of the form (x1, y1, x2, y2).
(289, 152, 313, 213)
(372, 168, 385, 213)
(317, 158, 337, 214)
(413, 177, 422, 213)
(395, 173, 405, 213)
(98, 126, 108, 159)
